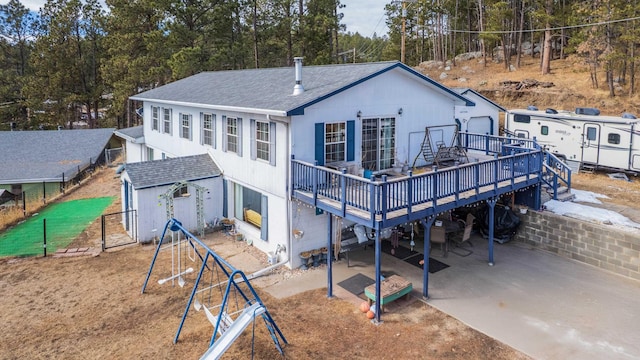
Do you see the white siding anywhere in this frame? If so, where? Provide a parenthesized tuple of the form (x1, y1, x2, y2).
(291, 68, 460, 169)
(455, 92, 501, 135)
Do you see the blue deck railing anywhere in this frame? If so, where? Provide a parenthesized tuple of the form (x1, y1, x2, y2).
(291, 149, 543, 227)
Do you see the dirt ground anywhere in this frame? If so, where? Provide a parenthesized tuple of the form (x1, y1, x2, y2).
(0, 166, 535, 359)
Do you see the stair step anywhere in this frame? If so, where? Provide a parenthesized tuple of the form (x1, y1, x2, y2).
(556, 191, 576, 202)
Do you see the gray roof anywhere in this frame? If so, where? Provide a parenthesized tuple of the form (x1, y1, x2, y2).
(453, 88, 506, 112)
(114, 125, 144, 142)
(124, 154, 221, 190)
(131, 61, 474, 116)
(0, 128, 115, 183)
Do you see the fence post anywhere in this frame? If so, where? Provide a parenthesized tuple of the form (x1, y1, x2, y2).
(43, 218, 47, 257)
(101, 215, 106, 252)
(22, 191, 26, 218)
(42, 181, 46, 204)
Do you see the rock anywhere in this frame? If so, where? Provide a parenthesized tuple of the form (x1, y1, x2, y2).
(439, 72, 448, 80)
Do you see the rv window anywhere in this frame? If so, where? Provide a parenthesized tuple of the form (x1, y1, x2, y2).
(608, 133, 620, 144)
(586, 127, 597, 141)
(513, 114, 530, 123)
(540, 126, 549, 135)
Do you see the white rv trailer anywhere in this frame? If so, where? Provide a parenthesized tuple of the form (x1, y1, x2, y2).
(505, 107, 640, 173)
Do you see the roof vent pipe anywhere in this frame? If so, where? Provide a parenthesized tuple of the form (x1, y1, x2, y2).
(292, 57, 304, 96)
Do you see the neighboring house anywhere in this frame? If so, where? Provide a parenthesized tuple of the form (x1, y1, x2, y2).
(120, 154, 223, 243)
(114, 126, 145, 163)
(125, 59, 481, 268)
(0, 129, 117, 204)
(453, 87, 505, 136)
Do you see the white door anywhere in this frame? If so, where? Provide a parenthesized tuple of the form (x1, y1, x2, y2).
(466, 116, 492, 135)
(582, 123, 600, 164)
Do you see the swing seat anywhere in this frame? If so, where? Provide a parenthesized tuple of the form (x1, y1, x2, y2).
(203, 306, 234, 335)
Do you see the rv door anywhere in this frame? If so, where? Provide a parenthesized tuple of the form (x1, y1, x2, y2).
(582, 124, 600, 164)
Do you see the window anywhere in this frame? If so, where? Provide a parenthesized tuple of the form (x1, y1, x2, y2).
(162, 108, 172, 134)
(513, 114, 531, 123)
(608, 133, 620, 144)
(202, 113, 215, 147)
(173, 186, 189, 198)
(256, 121, 270, 161)
(233, 183, 268, 240)
(586, 127, 597, 141)
(180, 113, 192, 140)
(325, 122, 346, 163)
(362, 117, 396, 171)
(146, 147, 154, 161)
(228, 117, 242, 155)
(541, 125, 549, 135)
(151, 106, 159, 131)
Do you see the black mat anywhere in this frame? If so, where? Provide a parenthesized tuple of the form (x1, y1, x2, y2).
(404, 254, 449, 273)
(337, 273, 375, 296)
(381, 241, 420, 259)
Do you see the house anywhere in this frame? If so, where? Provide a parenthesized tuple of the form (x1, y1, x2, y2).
(124, 59, 557, 322)
(125, 59, 478, 264)
(0, 128, 117, 204)
(119, 154, 223, 243)
(453, 87, 505, 136)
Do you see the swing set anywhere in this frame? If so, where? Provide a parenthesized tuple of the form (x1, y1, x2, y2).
(141, 218, 287, 359)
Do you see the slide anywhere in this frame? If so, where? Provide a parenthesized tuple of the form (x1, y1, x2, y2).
(200, 303, 266, 360)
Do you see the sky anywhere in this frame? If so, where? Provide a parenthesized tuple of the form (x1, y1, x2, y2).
(7, 0, 391, 39)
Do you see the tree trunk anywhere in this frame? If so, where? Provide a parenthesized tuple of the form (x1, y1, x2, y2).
(541, 0, 553, 74)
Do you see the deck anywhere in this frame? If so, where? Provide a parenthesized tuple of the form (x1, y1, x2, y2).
(291, 133, 551, 229)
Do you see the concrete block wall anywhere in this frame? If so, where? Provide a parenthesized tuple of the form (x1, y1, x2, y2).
(514, 209, 640, 281)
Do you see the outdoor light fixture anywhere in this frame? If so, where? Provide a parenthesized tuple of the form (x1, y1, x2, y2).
(357, 110, 362, 118)
(398, 108, 403, 115)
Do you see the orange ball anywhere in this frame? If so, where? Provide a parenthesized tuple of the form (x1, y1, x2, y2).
(359, 301, 370, 313)
(366, 310, 375, 319)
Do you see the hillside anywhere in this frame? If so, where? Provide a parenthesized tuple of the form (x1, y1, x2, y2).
(419, 55, 640, 116)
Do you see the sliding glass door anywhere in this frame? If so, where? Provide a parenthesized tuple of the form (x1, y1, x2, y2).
(361, 117, 396, 171)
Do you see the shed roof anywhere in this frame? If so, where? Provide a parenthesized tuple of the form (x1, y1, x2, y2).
(131, 61, 474, 116)
(124, 154, 221, 190)
(114, 125, 144, 143)
(0, 128, 115, 183)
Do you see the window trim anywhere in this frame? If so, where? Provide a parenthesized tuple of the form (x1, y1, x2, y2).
(324, 121, 346, 164)
(162, 108, 172, 135)
(180, 113, 192, 140)
(201, 113, 216, 148)
(151, 106, 159, 131)
(223, 116, 243, 156)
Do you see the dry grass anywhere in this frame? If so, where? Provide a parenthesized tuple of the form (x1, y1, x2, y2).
(424, 55, 640, 115)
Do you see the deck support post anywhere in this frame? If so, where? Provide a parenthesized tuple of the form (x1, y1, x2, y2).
(487, 198, 497, 266)
(420, 216, 436, 299)
(327, 213, 334, 298)
(373, 229, 383, 325)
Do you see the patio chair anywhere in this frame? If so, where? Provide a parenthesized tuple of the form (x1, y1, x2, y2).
(430, 225, 448, 257)
(450, 213, 475, 257)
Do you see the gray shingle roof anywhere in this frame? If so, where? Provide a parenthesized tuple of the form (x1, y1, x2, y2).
(124, 154, 221, 190)
(131, 61, 473, 115)
(114, 125, 144, 142)
(0, 128, 115, 183)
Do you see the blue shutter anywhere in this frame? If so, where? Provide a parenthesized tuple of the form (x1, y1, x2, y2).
(347, 120, 355, 161)
(269, 122, 276, 166)
(250, 119, 256, 160)
(315, 122, 325, 166)
(237, 117, 243, 157)
(199, 112, 204, 145)
(222, 179, 228, 218)
(222, 115, 227, 152)
(260, 195, 268, 241)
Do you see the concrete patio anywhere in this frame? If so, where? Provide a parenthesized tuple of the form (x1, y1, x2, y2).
(260, 234, 640, 360)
